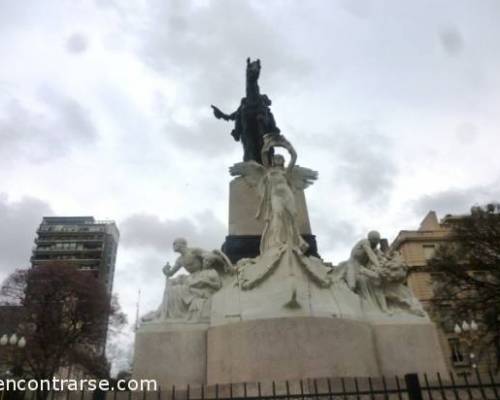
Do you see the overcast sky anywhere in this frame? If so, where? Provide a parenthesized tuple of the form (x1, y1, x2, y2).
(1, 0, 500, 369)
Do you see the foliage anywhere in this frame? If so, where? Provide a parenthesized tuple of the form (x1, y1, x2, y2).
(428, 204, 500, 368)
(0, 262, 127, 384)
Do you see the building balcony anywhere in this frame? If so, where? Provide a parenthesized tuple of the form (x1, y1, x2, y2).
(34, 237, 103, 244)
(30, 256, 102, 264)
(36, 227, 105, 234)
(33, 247, 103, 254)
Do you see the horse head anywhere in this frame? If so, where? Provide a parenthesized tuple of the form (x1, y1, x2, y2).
(246, 58, 261, 82)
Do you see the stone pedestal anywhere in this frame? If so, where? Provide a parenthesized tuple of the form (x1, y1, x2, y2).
(372, 320, 449, 377)
(132, 323, 208, 387)
(228, 177, 312, 236)
(206, 317, 448, 385)
(133, 317, 448, 386)
(223, 177, 318, 263)
(206, 317, 379, 384)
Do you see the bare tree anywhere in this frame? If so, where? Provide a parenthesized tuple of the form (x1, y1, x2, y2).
(429, 203, 500, 369)
(1, 262, 126, 397)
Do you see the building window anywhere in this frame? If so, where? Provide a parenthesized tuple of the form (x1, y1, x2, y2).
(423, 244, 436, 261)
(448, 338, 467, 365)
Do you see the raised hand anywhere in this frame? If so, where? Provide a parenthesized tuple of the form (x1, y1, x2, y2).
(162, 262, 173, 277)
(211, 105, 225, 120)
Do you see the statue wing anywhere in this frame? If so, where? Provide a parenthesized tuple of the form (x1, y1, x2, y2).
(229, 161, 265, 187)
(211, 250, 236, 275)
(289, 165, 318, 190)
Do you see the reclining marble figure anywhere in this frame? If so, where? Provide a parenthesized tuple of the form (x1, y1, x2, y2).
(141, 238, 233, 323)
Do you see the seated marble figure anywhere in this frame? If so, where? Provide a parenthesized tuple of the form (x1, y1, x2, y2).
(141, 238, 233, 323)
(338, 231, 425, 317)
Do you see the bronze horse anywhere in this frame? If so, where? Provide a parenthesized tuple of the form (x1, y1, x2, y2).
(211, 58, 280, 164)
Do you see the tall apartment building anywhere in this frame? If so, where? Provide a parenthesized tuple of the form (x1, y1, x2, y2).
(390, 211, 497, 373)
(31, 216, 119, 293)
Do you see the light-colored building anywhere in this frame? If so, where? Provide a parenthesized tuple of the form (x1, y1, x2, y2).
(391, 211, 497, 373)
(31, 216, 119, 293)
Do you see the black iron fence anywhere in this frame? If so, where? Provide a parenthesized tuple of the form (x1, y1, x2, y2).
(2, 371, 500, 400)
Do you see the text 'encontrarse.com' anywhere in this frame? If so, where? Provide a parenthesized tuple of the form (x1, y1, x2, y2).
(0, 378, 158, 392)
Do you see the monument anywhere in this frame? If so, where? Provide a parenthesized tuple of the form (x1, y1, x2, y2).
(133, 59, 447, 387)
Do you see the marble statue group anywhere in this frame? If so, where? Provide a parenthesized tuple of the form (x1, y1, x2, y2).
(133, 59, 450, 386)
(142, 226, 424, 324)
(140, 58, 425, 325)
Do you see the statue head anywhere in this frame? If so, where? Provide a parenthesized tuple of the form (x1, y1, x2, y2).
(272, 154, 285, 168)
(367, 230, 381, 247)
(246, 58, 261, 82)
(173, 237, 187, 253)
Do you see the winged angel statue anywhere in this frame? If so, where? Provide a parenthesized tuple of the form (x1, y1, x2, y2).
(230, 134, 333, 293)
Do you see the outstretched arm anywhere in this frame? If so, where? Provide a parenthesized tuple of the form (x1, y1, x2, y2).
(163, 258, 182, 278)
(211, 105, 236, 121)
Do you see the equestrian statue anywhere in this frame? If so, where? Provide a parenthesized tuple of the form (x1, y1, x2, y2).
(211, 58, 281, 164)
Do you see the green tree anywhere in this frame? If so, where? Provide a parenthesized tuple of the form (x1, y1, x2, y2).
(428, 203, 500, 370)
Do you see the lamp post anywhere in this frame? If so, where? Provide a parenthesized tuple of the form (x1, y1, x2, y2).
(454, 320, 480, 369)
(0, 333, 26, 376)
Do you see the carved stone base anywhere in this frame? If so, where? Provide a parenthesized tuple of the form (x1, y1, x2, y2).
(222, 234, 319, 264)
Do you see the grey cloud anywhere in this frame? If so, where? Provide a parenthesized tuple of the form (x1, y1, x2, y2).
(107, 330, 134, 375)
(339, 0, 373, 18)
(120, 210, 226, 253)
(137, 0, 310, 107)
(0, 194, 53, 279)
(0, 90, 97, 162)
(37, 87, 97, 141)
(455, 122, 478, 143)
(315, 218, 359, 253)
(66, 33, 89, 54)
(114, 252, 165, 320)
(120, 253, 164, 286)
(0, 1, 59, 32)
(439, 27, 464, 56)
(412, 182, 500, 217)
(330, 125, 398, 204)
(94, 0, 120, 10)
(163, 113, 238, 158)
